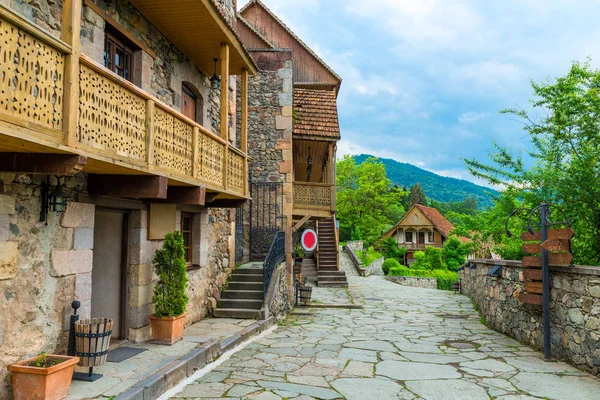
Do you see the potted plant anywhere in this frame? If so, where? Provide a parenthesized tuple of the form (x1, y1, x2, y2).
(149, 231, 189, 345)
(7, 352, 79, 400)
(293, 243, 306, 264)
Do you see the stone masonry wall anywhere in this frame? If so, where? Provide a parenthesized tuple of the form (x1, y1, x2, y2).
(2, 0, 63, 37)
(460, 259, 600, 376)
(386, 276, 438, 289)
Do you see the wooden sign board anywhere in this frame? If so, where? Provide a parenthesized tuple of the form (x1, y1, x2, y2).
(541, 239, 570, 252)
(519, 293, 543, 305)
(548, 228, 575, 240)
(522, 256, 542, 268)
(521, 231, 541, 241)
(522, 243, 541, 254)
(524, 269, 543, 281)
(522, 253, 573, 267)
(148, 204, 177, 240)
(525, 281, 543, 294)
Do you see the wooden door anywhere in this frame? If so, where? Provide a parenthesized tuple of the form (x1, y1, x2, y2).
(182, 85, 197, 122)
(418, 232, 426, 244)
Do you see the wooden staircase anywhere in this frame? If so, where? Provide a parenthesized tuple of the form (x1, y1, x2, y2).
(214, 267, 265, 319)
(316, 218, 347, 287)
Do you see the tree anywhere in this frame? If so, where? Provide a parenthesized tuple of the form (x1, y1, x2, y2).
(465, 60, 600, 265)
(443, 236, 472, 271)
(152, 232, 189, 317)
(409, 183, 427, 206)
(336, 156, 406, 244)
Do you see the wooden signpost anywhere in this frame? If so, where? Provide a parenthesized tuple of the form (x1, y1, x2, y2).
(509, 203, 574, 360)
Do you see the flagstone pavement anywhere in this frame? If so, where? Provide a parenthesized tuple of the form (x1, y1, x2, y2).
(166, 250, 600, 400)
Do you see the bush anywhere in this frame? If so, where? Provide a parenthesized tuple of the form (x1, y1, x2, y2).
(376, 237, 406, 262)
(425, 247, 445, 270)
(382, 258, 401, 275)
(411, 251, 429, 270)
(152, 231, 189, 317)
(443, 236, 471, 271)
(357, 246, 383, 266)
(388, 264, 458, 291)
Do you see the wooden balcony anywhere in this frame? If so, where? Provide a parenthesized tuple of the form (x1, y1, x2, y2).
(293, 182, 335, 218)
(0, 6, 248, 201)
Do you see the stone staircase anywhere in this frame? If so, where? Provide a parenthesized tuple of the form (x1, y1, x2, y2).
(317, 218, 347, 287)
(213, 267, 265, 319)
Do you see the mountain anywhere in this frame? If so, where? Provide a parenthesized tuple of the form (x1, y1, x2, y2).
(354, 154, 498, 208)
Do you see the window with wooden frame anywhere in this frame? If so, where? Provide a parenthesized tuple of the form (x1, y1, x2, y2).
(181, 213, 193, 267)
(104, 25, 138, 82)
(428, 231, 434, 243)
(405, 231, 414, 243)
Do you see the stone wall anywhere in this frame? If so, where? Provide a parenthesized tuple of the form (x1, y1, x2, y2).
(386, 276, 438, 289)
(344, 242, 366, 277)
(366, 257, 385, 276)
(2, 0, 63, 36)
(460, 259, 600, 376)
(266, 265, 293, 321)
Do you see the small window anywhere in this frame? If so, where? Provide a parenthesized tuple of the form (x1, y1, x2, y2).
(405, 231, 413, 243)
(182, 84, 197, 122)
(104, 25, 138, 82)
(181, 213, 193, 266)
(428, 232, 434, 243)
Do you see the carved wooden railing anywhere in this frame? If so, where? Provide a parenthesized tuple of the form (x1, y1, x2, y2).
(0, 6, 248, 198)
(293, 182, 335, 212)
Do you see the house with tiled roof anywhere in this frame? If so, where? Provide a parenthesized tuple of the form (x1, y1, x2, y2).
(383, 204, 461, 265)
(235, 0, 345, 285)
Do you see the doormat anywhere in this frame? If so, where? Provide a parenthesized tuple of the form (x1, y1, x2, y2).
(107, 347, 147, 363)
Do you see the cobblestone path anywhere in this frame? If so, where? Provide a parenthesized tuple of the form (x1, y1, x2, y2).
(167, 253, 600, 399)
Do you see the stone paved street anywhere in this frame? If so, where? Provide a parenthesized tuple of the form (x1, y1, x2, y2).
(166, 253, 600, 399)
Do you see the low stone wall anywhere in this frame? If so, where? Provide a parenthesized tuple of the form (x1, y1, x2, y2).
(366, 257, 384, 276)
(265, 265, 292, 321)
(344, 243, 366, 277)
(346, 240, 364, 252)
(460, 259, 600, 376)
(386, 276, 437, 289)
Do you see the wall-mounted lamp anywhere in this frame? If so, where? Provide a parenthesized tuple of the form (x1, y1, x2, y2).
(40, 176, 69, 225)
(487, 265, 502, 277)
(210, 58, 221, 90)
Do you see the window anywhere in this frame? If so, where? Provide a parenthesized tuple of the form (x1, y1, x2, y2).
(428, 231, 434, 243)
(405, 231, 413, 243)
(104, 25, 137, 82)
(181, 213, 193, 266)
(182, 84, 197, 121)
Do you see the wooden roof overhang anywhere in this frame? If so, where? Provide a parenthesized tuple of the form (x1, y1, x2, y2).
(128, 0, 258, 75)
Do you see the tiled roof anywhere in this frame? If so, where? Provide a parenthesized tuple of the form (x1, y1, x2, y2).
(293, 88, 340, 140)
(414, 204, 455, 238)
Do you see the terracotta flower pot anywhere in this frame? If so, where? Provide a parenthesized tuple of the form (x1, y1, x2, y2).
(149, 312, 186, 345)
(7, 355, 79, 400)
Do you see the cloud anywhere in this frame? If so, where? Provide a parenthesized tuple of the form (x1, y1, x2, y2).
(459, 111, 490, 124)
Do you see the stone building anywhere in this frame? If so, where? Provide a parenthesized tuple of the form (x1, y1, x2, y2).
(0, 0, 256, 396)
(235, 0, 346, 288)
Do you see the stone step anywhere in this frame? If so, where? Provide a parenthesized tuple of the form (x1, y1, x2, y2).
(227, 281, 263, 291)
(217, 299, 263, 310)
(221, 290, 264, 300)
(213, 308, 264, 319)
(228, 273, 264, 282)
(317, 275, 347, 282)
(318, 270, 346, 276)
(318, 281, 348, 288)
(234, 268, 264, 275)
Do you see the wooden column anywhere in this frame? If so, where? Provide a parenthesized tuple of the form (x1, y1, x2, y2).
(241, 68, 249, 196)
(220, 43, 230, 190)
(61, 0, 83, 147)
(192, 126, 200, 178)
(145, 99, 155, 166)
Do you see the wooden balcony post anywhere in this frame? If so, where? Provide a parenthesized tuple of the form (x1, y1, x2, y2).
(220, 43, 230, 190)
(241, 68, 249, 195)
(145, 99, 155, 166)
(61, 0, 82, 147)
(192, 126, 199, 178)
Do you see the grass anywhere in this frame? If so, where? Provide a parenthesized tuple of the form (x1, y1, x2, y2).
(470, 298, 487, 326)
(356, 246, 383, 266)
(388, 265, 459, 291)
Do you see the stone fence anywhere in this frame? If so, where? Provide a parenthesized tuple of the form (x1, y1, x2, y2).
(344, 241, 383, 276)
(460, 259, 600, 376)
(386, 276, 437, 289)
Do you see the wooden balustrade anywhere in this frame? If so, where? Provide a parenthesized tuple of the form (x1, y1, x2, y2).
(293, 182, 336, 213)
(0, 5, 248, 198)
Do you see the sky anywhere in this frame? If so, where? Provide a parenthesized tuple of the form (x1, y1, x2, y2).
(238, 0, 600, 187)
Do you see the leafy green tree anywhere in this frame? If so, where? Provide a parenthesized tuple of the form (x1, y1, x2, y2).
(409, 183, 427, 206)
(152, 232, 189, 317)
(411, 251, 429, 270)
(376, 237, 406, 263)
(465, 60, 600, 265)
(443, 236, 472, 271)
(425, 247, 445, 270)
(336, 156, 406, 244)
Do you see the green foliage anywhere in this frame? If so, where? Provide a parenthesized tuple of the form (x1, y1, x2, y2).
(336, 155, 407, 244)
(425, 247, 445, 270)
(382, 258, 401, 275)
(409, 183, 427, 206)
(443, 236, 472, 271)
(152, 232, 189, 317)
(388, 266, 458, 290)
(412, 251, 429, 270)
(354, 154, 497, 208)
(376, 237, 406, 262)
(465, 60, 600, 265)
(357, 246, 383, 266)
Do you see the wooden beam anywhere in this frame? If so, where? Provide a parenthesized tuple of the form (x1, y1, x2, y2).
(220, 43, 230, 142)
(205, 199, 247, 209)
(293, 215, 311, 232)
(88, 175, 168, 199)
(0, 153, 87, 175)
(145, 99, 155, 165)
(61, 0, 82, 147)
(205, 192, 220, 203)
(240, 69, 248, 153)
(147, 186, 206, 206)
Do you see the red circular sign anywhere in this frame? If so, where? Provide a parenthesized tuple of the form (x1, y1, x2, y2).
(301, 229, 318, 252)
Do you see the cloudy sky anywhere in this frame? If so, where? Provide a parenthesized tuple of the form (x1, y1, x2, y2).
(239, 0, 600, 186)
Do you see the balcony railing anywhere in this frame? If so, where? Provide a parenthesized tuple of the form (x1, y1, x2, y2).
(293, 182, 335, 213)
(0, 7, 247, 198)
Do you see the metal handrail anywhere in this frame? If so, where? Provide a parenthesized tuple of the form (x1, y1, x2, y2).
(263, 231, 286, 299)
